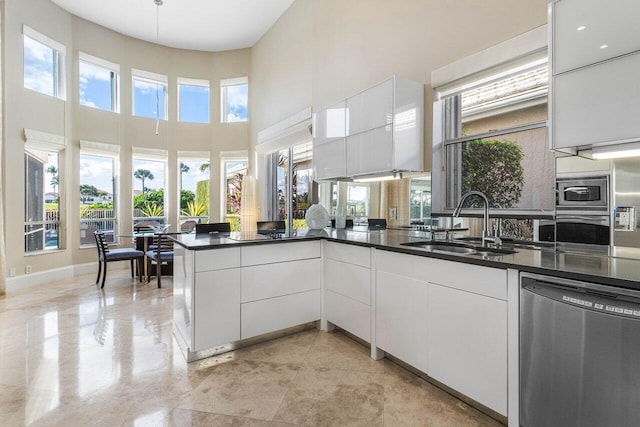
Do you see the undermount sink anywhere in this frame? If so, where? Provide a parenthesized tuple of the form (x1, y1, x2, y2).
(401, 241, 516, 256)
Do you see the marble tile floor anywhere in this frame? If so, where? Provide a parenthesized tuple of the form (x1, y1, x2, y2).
(0, 270, 502, 426)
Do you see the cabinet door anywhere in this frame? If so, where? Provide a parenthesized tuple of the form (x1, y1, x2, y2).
(326, 290, 370, 342)
(313, 138, 346, 180)
(376, 270, 428, 373)
(193, 269, 241, 351)
(325, 259, 370, 305)
(346, 78, 393, 135)
(553, 51, 640, 149)
(345, 126, 393, 176)
(427, 283, 507, 416)
(553, 0, 640, 75)
(313, 101, 347, 145)
(241, 258, 321, 303)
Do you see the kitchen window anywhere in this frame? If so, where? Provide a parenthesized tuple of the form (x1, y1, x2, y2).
(79, 53, 119, 113)
(23, 26, 66, 99)
(222, 157, 247, 231)
(178, 78, 210, 123)
(132, 69, 167, 120)
(268, 141, 314, 230)
(220, 77, 248, 123)
(438, 54, 555, 216)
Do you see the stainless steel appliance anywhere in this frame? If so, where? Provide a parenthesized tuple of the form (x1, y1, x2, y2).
(520, 273, 640, 426)
(556, 176, 609, 213)
(540, 175, 612, 246)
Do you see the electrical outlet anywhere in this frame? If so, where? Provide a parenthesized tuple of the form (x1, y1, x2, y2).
(8, 267, 16, 277)
(25, 265, 32, 274)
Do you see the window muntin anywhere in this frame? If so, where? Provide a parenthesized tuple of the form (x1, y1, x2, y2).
(23, 27, 65, 99)
(179, 157, 210, 223)
(221, 77, 248, 123)
(79, 54, 119, 112)
(223, 160, 247, 231)
(80, 154, 116, 245)
(25, 150, 60, 252)
(132, 71, 167, 120)
(178, 78, 210, 123)
(132, 157, 167, 225)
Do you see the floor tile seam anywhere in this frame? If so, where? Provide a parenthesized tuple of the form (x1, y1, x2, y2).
(297, 330, 321, 365)
(298, 362, 385, 377)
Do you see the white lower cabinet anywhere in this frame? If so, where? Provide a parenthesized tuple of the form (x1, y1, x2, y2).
(324, 243, 372, 342)
(193, 268, 241, 351)
(427, 283, 508, 416)
(375, 269, 429, 374)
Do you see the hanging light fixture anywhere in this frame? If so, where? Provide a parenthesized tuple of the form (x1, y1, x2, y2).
(154, 0, 163, 135)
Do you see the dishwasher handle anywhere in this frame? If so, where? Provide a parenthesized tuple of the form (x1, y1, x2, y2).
(522, 276, 640, 320)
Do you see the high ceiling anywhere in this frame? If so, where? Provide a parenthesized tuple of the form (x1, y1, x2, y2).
(51, 0, 295, 52)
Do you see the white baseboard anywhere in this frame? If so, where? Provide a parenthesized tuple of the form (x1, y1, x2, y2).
(6, 261, 129, 293)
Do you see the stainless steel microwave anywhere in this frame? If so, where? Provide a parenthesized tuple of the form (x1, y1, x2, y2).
(556, 176, 608, 211)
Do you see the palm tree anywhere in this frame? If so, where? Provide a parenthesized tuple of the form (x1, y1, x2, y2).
(46, 165, 58, 200)
(199, 162, 210, 173)
(179, 162, 190, 193)
(133, 169, 154, 193)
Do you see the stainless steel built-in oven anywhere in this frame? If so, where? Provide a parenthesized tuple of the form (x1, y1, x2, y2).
(556, 176, 608, 212)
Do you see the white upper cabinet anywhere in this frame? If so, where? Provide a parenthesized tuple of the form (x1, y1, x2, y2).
(551, 0, 640, 149)
(313, 76, 423, 180)
(346, 78, 394, 135)
(552, 0, 640, 75)
(553, 51, 640, 149)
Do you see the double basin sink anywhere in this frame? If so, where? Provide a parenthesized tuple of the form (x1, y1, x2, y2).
(401, 240, 518, 257)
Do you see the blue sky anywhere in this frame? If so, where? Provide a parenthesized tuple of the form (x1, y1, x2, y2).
(23, 36, 55, 96)
(226, 84, 248, 122)
(79, 61, 113, 111)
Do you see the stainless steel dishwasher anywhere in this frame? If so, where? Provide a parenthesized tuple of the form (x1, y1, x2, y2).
(520, 273, 640, 427)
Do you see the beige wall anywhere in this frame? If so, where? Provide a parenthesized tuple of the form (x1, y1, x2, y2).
(3, 0, 250, 278)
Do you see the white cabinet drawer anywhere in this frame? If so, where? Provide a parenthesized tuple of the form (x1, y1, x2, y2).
(241, 241, 320, 266)
(195, 248, 240, 272)
(241, 258, 321, 303)
(325, 258, 370, 305)
(326, 290, 370, 343)
(346, 78, 393, 135)
(376, 251, 506, 300)
(313, 101, 347, 145)
(427, 283, 507, 415)
(553, 51, 640, 149)
(325, 241, 370, 268)
(552, 0, 640, 75)
(241, 290, 321, 339)
(193, 269, 241, 351)
(345, 126, 393, 177)
(313, 138, 346, 180)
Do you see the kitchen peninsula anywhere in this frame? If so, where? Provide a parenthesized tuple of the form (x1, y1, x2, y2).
(171, 227, 640, 425)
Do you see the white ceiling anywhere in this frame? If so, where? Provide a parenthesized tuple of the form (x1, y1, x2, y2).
(51, 0, 295, 52)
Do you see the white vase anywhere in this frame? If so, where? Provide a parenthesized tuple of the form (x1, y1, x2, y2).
(305, 204, 330, 230)
(335, 204, 346, 229)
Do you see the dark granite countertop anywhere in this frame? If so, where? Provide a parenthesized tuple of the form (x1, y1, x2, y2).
(170, 228, 640, 291)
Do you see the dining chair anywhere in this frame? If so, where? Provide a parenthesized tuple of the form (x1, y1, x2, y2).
(145, 233, 174, 288)
(94, 231, 144, 288)
(134, 220, 161, 233)
(195, 222, 231, 234)
(180, 220, 197, 233)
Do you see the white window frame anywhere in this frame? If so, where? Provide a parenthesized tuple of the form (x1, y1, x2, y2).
(131, 69, 168, 120)
(79, 52, 120, 113)
(23, 25, 66, 100)
(79, 140, 120, 246)
(24, 129, 66, 254)
(220, 76, 249, 123)
(177, 77, 210, 123)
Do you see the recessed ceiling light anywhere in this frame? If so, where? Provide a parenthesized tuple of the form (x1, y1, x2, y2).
(600, 44, 608, 49)
(577, 26, 586, 31)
